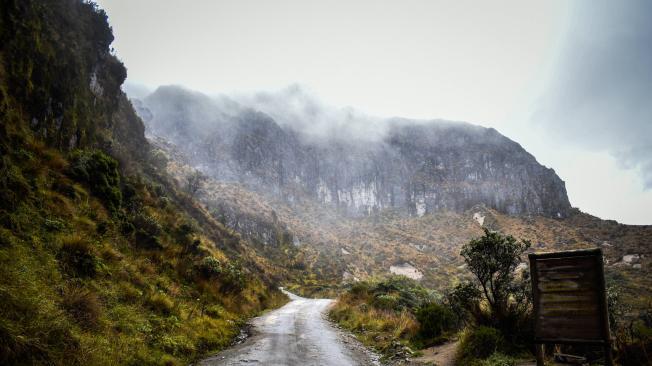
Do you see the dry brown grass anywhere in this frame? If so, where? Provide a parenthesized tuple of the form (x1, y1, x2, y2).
(62, 286, 102, 329)
(329, 292, 419, 353)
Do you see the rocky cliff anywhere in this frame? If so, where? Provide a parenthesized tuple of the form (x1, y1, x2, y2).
(0, 2, 287, 364)
(137, 86, 571, 218)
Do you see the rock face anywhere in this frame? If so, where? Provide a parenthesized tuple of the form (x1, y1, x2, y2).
(137, 86, 572, 218)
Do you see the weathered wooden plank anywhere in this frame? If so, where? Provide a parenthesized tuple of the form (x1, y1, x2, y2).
(528, 248, 612, 359)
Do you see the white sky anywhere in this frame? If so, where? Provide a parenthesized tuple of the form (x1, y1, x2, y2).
(97, 0, 652, 225)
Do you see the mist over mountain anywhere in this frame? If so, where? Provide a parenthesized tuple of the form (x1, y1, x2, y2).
(133, 85, 572, 218)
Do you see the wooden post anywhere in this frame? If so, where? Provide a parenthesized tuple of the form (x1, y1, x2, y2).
(596, 251, 614, 366)
(604, 341, 614, 366)
(536, 344, 545, 366)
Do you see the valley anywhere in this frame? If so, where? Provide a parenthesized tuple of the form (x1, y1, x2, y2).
(1, 1, 650, 365)
(142, 90, 651, 312)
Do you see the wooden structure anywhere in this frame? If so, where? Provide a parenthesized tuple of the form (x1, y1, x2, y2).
(528, 248, 613, 366)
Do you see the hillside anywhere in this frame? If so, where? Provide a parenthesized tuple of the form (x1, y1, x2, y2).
(140, 87, 651, 311)
(0, 1, 287, 365)
(1, 1, 650, 365)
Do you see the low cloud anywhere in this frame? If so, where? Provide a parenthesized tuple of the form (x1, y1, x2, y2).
(534, 0, 652, 187)
(137, 84, 469, 147)
(233, 84, 388, 143)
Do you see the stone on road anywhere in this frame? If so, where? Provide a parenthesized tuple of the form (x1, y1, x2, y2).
(199, 291, 380, 366)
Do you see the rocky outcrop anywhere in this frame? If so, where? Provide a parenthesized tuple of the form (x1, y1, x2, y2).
(136, 86, 572, 218)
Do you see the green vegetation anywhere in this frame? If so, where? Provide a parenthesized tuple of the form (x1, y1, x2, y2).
(329, 276, 458, 360)
(68, 150, 122, 213)
(456, 326, 507, 365)
(0, 1, 287, 365)
(0, 143, 287, 365)
(450, 230, 533, 364)
(415, 302, 456, 340)
(330, 229, 534, 364)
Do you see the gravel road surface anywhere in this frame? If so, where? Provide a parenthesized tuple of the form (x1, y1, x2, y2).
(199, 291, 380, 366)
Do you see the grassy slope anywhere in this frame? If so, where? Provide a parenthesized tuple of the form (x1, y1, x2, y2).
(328, 281, 421, 361)
(0, 1, 286, 365)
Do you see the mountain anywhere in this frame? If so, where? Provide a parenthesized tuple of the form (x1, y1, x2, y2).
(136, 86, 650, 310)
(1, 1, 649, 365)
(140, 85, 571, 219)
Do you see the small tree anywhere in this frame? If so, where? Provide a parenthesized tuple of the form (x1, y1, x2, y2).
(460, 228, 530, 323)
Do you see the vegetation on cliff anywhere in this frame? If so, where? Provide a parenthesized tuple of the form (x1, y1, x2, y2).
(0, 1, 286, 365)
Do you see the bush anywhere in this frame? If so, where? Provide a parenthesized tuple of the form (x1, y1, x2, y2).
(68, 150, 122, 212)
(135, 228, 163, 250)
(373, 294, 400, 311)
(220, 262, 245, 293)
(62, 286, 102, 329)
(196, 256, 222, 279)
(195, 257, 245, 293)
(416, 302, 456, 339)
(57, 235, 98, 277)
(132, 212, 162, 237)
(131, 212, 163, 249)
(349, 281, 371, 296)
(370, 275, 432, 311)
(457, 326, 506, 362)
(446, 281, 484, 325)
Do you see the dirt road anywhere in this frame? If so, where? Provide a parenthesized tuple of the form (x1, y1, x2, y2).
(199, 291, 380, 366)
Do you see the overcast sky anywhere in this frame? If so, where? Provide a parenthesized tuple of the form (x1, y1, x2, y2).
(96, 0, 652, 225)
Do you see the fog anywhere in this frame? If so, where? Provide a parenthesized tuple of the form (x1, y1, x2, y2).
(103, 0, 652, 223)
(140, 84, 478, 147)
(534, 0, 652, 188)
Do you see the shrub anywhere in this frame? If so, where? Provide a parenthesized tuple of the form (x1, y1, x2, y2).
(457, 326, 506, 362)
(57, 235, 98, 277)
(446, 281, 484, 325)
(135, 228, 163, 250)
(68, 150, 122, 212)
(132, 212, 162, 237)
(62, 286, 102, 329)
(349, 281, 371, 297)
(370, 275, 432, 311)
(220, 262, 245, 293)
(614, 310, 652, 365)
(195, 257, 245, 293)
(416, 302, 456, 339)
(373, 294, 400, 311)
(196, 256, 222, 279)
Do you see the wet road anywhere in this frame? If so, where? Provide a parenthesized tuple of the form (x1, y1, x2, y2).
(199, 290, 380, 366)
